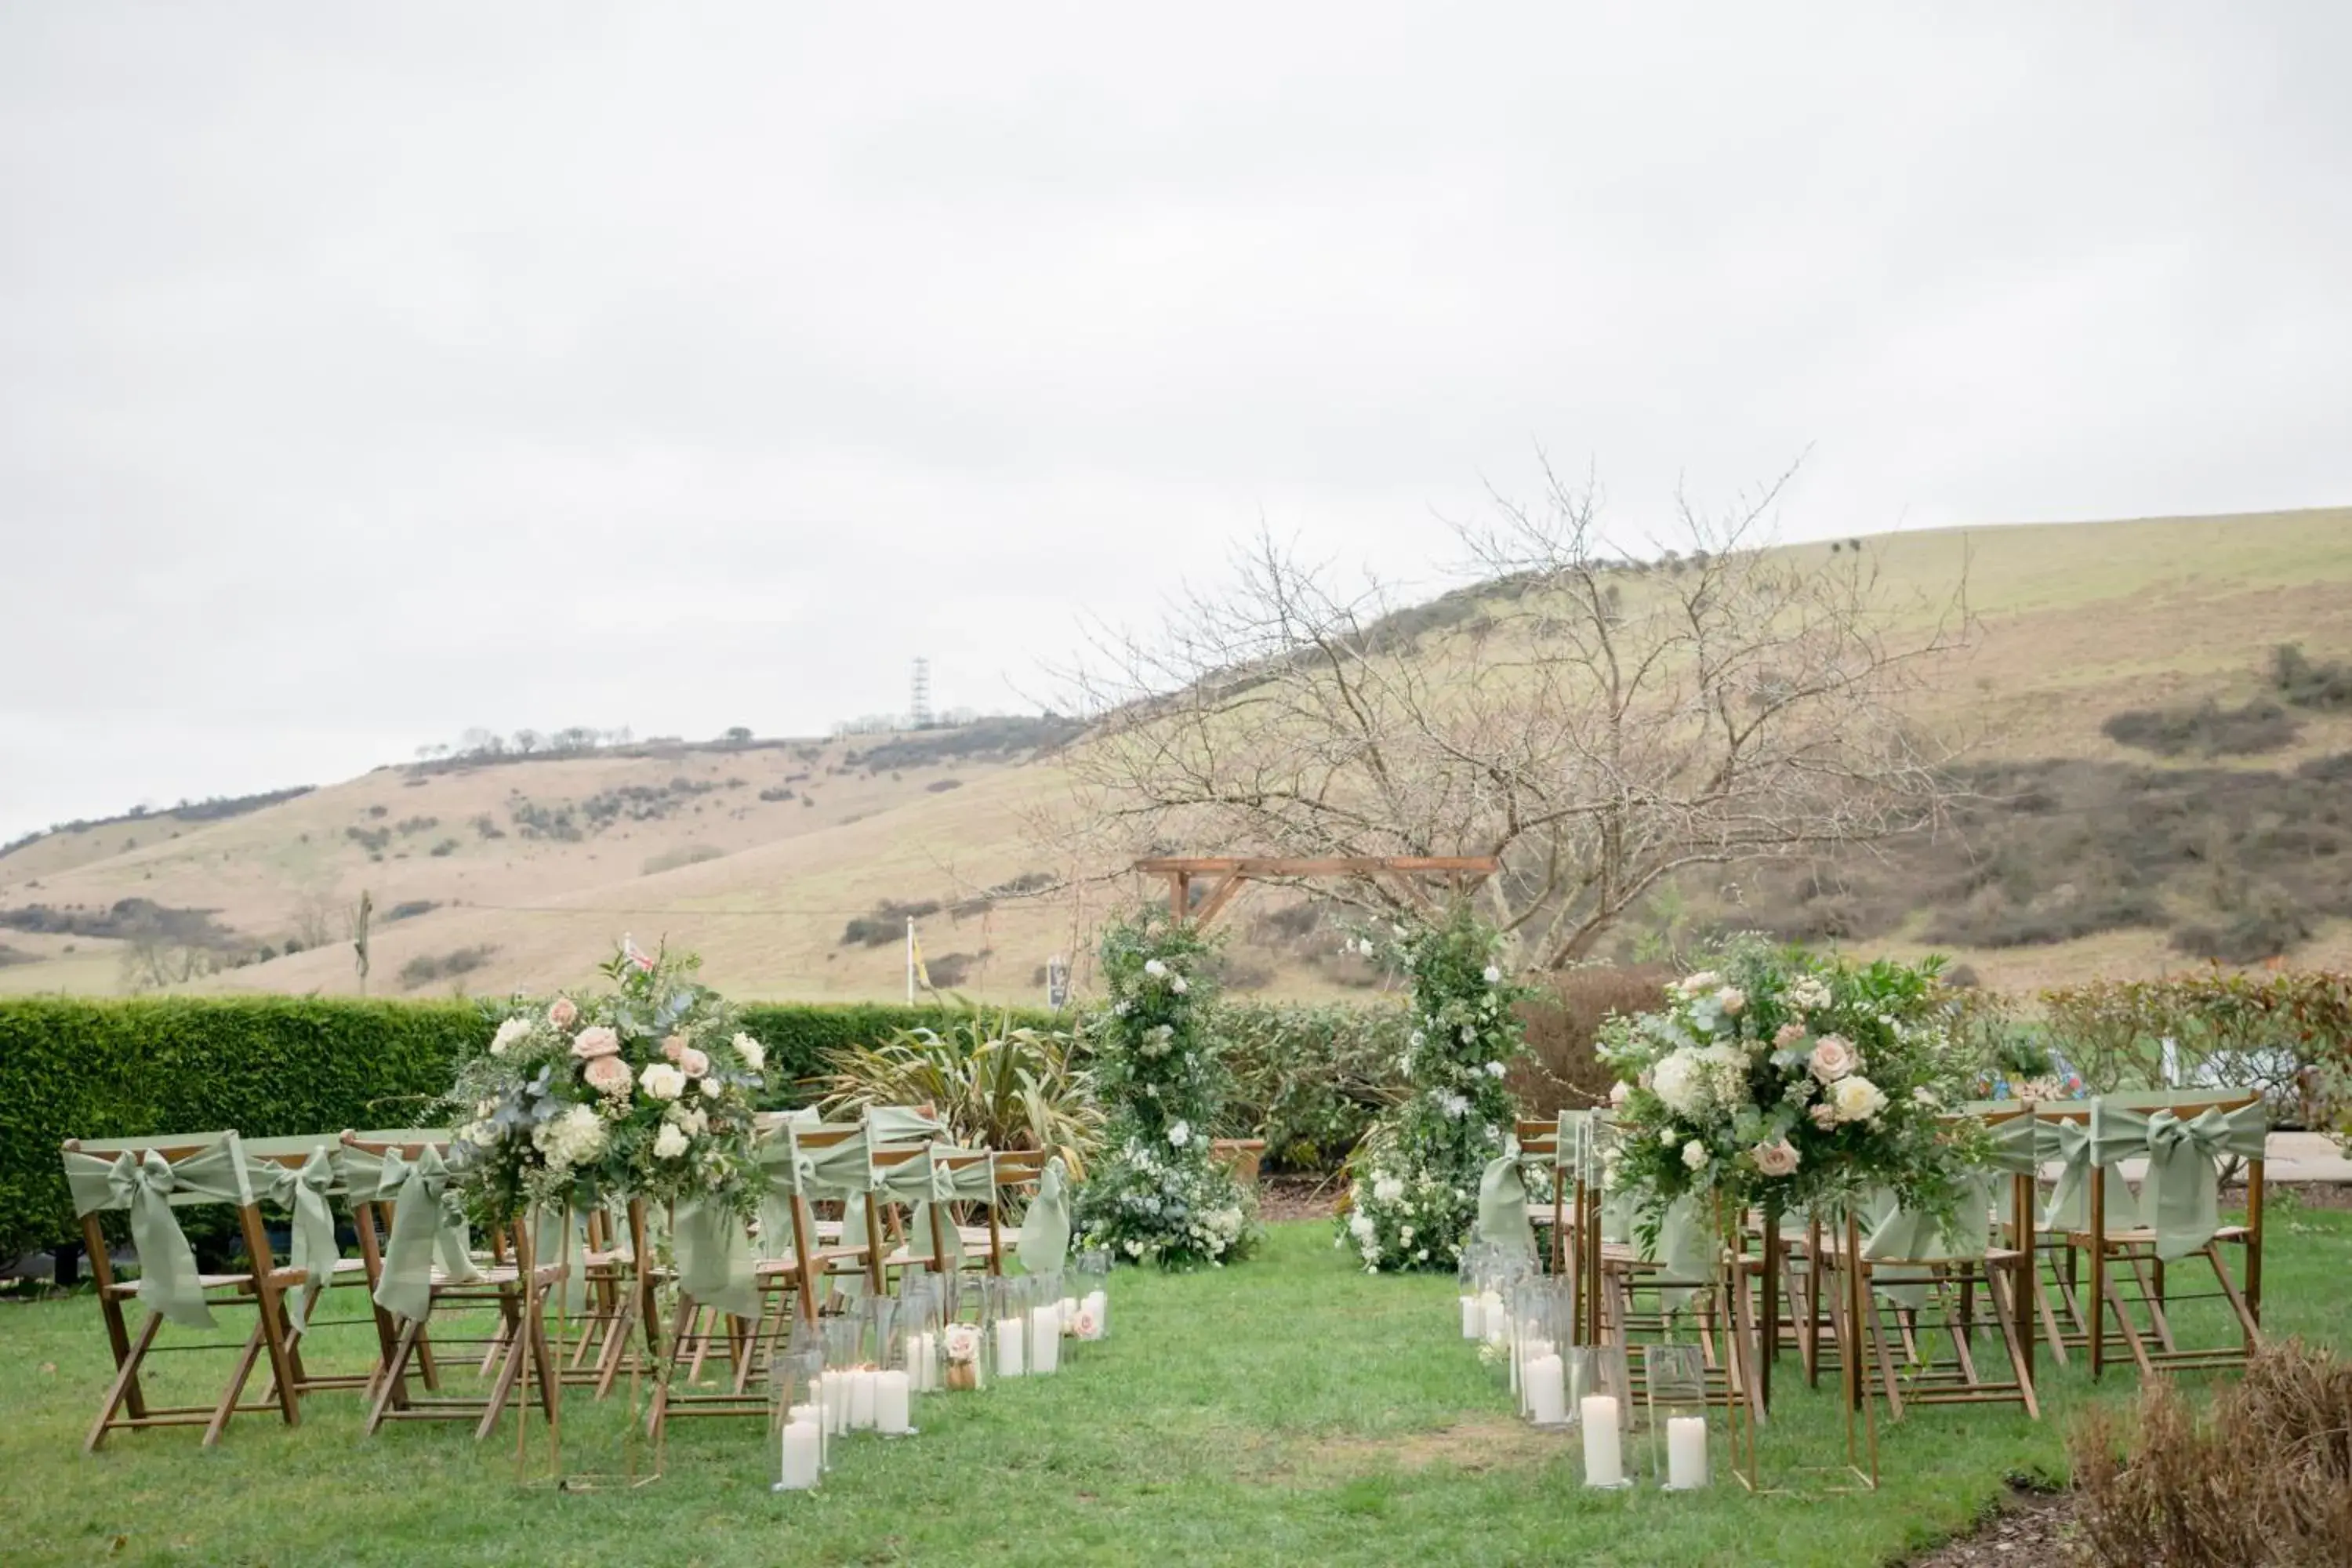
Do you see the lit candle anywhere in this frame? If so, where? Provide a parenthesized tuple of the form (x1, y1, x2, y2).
(1082, 1290, 1108, 1339)
(1581, 1395, 1623, 1486)
(849, 1367, 878, 1429)
(875, 1370, 913, 1435)
(1460, 1295, 1479, 1339)
(1526, 1353, 1567, 1425)
(995, 1316, 1026, 1377)
(1666, 1416, 1708, 1489)
(1030, 1304, 1062, 1374)
(776, 1417, 822, 1490)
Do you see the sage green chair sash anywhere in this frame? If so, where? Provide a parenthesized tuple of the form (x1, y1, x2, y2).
(2140, 1099, 2267, 1261)
(2039, 1113, 2137, 1232)
(1627, 1194, 1714, 1311)
(751, 1116, 820, 1261)
(1013, 1156, 1071, 1275)
(61, 1134, 252, 1330)
(673, 1199, 758, 1318)
(802, 1121, 887, 1295)
(1475, 1139, 1535, 1258)
(906, 1145, 995, 1269)
(356, 1145, 481, 1323)
(242, 1138, 343, 1332)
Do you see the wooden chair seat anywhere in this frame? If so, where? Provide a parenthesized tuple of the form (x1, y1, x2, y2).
(2067, 1225, 2249, 1248)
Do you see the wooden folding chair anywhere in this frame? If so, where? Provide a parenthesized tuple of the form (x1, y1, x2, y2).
(240, 1133, 380, 1403)
(339, 1131, 562, 1439)
(1513, 1116, 1565, 1275)
(2047, 1091, 2267, 1380)
(60, 1131, 305, 1450)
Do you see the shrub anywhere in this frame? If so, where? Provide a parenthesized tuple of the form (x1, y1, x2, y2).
(384, 899, 439, 922)
(1510, 965, 1669, 1118)
(2271, 641, 2352, 712)
(2103, 697, 2301, 757)
(1217, 1001, 1409, 1171)
(397, 944, 499, 990)
(840, 900, 942, 947)
(641, 842, 725, 876)
(925, 778, 964, 793)
(758, 786, 796, 802)
(2041, 970, 2352, 1131)
(2071, 1339, 2352, 1566)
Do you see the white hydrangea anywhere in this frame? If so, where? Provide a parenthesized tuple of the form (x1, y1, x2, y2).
(1167, 1120, 1192, 1147)
(1681, 1138, 1708, 1171)
(1436, 1091, 1470, 1120)
(490, 1016, 532, 1055)
(1787, 975, 1833, 1011)
(1483, 964, 1503, 985)
(1143, 958, 1167, 978)
(1676, 971, 1721, 996)
(1484, 1060, 1506, 1078)
(731, 1032, 765, 1073)
(652, 1122, 690, 1160)
(532, 1104, 608, 1168)
(1372, 1174, 1405, 1203)
(1650, 1049, 1706, 1116)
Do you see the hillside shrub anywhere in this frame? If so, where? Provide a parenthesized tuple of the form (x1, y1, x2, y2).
(0, 995, 1058, 1261)
(396, 943, 499, 990)
(1510, 965, 1670, 1119)
(2102, 696, 2301, 757)
(2040, 970, 2352, 1133)
(2271, 641, 2352, 711)
(1216, 1001, 1410, 1171)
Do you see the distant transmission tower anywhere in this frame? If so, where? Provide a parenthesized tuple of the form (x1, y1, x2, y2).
(909, 656, 933, 730)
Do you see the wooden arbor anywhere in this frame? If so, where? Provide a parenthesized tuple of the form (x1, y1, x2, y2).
(1133, 855, 1501, 930)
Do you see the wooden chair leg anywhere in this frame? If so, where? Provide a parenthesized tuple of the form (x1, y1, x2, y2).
(1864, 1298, 1907, 1420)
(205, 1316, 270, 1446)
(86, 1311, 165, 1453)
(1987, 1269, 2040, 1421)
(2099, 1272, 2157, 1377)
(2125, 1252, 2178, 1354)
(2205, 1240, 2263, 1351)
(366, 1318, 424, 1436)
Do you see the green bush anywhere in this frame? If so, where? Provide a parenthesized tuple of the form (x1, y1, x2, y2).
(0, 995, 1058, 1261)
(1213, 1001, 1409, 1171)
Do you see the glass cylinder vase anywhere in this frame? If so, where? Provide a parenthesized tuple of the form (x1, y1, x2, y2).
(1644, 1344, 1710, 1490)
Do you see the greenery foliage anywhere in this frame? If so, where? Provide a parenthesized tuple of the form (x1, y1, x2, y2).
(1216, 1000, 1408, 1171)
(815, 1005, 1102, 1174)
(1340, 906, 1530, 1272)
(1599, 940, 1980, 1229)
(0, 993, 1057, 1260)
(1072, 906, 1258, 1269)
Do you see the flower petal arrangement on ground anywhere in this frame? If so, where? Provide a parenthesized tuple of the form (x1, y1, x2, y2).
(1073, 906, 1259, 1269)
(1340, 905, 1530, 1271)
(1597, 938, 1982, 1233)
(445, 938, 767, 1221)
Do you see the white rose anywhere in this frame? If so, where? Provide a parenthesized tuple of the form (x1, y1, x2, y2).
(1809, 1035, 1861, 1083)
(732, 1032, 765, 1073)
(1372, 1174, 1405, 1204)
(490, 1016, 532, 1055)
(1143, 959, 1167, 978)
(1677, 971, 1720, 996)
(1715, 986, 1747, 1016)
(1348, 1213, 1375, 1243)
(1171, 975, 1189, 995)
(640, 1062, 687, 1101)
(653, 1123, 689, 1160)
(1830, 1075, 1889, 1124)
(1167, 1120, 1191, 1148)
(1483, 964, 1502, 985)
(1484, 1061, 1507, 1079)
(1681, 1139, 1708, 1171)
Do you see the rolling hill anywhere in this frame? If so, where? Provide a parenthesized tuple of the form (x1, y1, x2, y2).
(5, 506, 2351, 1004)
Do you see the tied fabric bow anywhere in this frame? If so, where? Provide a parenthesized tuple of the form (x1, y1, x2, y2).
(1013, 1156, 1071, 1276)
(108, 1150, 213, 1330)
(2039, 1116, 2136, 1233)
(372, 1146, 479, 1323)
(1474, 1138, 1535, 1259)
(263, 1149, 340, 1332)
(2141, 1102, 2267, 1261)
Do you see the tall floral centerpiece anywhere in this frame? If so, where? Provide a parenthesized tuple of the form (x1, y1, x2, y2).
(1339, 905, 1530, 1272)
(445, 939, 768, 1223)
(1596, 940, 1978, 1234)
(1071, 906, 1258, 1269)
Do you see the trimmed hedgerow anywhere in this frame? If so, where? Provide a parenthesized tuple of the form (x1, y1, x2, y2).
(0, 995, 1054, 1261)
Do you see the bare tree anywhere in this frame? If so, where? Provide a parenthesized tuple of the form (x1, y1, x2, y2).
(1058, 462, 1972, 969)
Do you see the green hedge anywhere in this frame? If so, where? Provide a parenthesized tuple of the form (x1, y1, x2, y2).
(0, 996, 1057, 1262)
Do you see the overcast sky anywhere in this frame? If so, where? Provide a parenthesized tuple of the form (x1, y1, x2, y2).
(4, 3, 2349, 842)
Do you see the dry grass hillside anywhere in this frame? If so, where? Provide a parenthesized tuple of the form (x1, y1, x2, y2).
(4, 506, 2350, 1004)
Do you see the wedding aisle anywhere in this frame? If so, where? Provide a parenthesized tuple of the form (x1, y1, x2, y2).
(7, 1214, 2348, 1566)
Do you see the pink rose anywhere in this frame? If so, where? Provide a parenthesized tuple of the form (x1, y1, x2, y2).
(662, 1034, 689, 1062)
(1808, 1102, 1838, 1131)
(677, 1047, 710, 1077)
(583, 1054, 633, 1095)
(1751, 1138, 1800, 1178)
(1809, 1035, 1860, 1083)
(572, 1025, 621, 1060)
(549, 997, 579, 1029)
(1773, 1022, 1807, 1051)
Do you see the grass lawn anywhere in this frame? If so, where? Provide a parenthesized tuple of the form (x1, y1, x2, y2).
(4, 1204, 2347, 1567)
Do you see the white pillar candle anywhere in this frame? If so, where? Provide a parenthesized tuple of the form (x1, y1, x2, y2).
(905, 1333, 931, 1392)
(995, 1317, 1026, 1377)
(875, 1370, 913, 1435)
(1581, 1395, 1624, 1486)
(1460, 1295, 1480, 1339)
(1666, 1415, 1708, 1489)
(1526, 1353, 1567, 1425)
(1030, 1305, 1062, 1374)
(818, 1374, 848, 1435)
(1479, 1290, 1504, 1338)
(1083, 1290, 1108, 1338)
(849, 1368, 878, 1430)
(1061, 1296, 1078, 1323)
(777, 1417, 822, 1490)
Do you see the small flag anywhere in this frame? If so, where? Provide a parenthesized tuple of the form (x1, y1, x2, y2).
(910, 928, 934, 992)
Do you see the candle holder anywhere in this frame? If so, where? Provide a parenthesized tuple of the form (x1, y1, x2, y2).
(1645, 1344, 1709, 1490)
(897, 1269, 943, 1397)
(1567, 1344, 1634, 1490)
(769, 1342, 824, 1492)
(1517, 1279, 1575, 1428)
(1071, 1250, 1109, 1341)
(1028, 1269, 1065, 1376)
(818, 1316, 862, 1446)
(985, 1276, 1030, 1381)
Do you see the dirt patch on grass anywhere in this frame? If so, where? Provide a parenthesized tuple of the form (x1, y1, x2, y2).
(1906, 1482, 2080, 1566)
(1257, 1174, 1342, 1224)
(1241, 1417, 1558, 1483)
